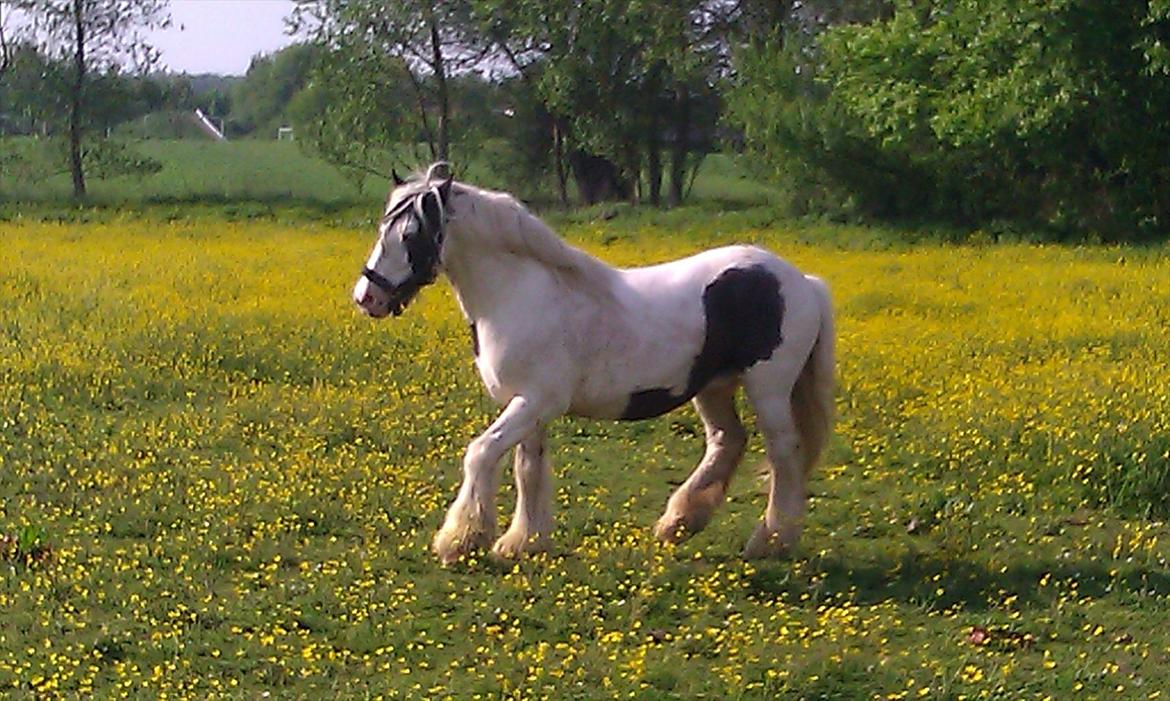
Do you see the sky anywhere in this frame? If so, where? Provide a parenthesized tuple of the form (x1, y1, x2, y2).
(148, 0, 298, 76)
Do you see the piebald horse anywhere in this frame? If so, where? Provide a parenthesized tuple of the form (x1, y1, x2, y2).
(353, 165, 836, 563)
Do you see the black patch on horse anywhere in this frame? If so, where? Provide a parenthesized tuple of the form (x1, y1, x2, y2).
(469, 322, 480, 357)
(621, 265, 784, 420)
(404, 191, 444, 283)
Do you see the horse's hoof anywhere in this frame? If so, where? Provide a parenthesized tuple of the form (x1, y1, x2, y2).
(432, 525, 492, 564)
(654, 512, 696, 544)
(491, 529, 551, 560)
(742, 523, 793, 560)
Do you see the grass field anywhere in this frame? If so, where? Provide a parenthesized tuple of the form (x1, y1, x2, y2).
(0, 140, 368, 204)
(0, 138, 781, 209)
(2, 214, 1169, 699)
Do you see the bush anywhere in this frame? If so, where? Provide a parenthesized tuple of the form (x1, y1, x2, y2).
(727, 1, 1170, 240)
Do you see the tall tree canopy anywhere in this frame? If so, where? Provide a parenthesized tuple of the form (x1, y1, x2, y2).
(230, 42, 318, 138)
(289, 0, 731, 205)
(292, 0, 487, 171)
(480, 0, 728, 204)
(726, 0, 1170, 238)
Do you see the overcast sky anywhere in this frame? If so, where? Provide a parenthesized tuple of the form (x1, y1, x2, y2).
(149, 0, 298, 76)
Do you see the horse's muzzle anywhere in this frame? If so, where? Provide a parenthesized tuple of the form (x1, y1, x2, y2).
(354, 271, 418, 319)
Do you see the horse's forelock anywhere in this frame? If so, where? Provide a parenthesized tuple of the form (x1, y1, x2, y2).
(385, 162, 451, 212)
(424, 161, 451, 183)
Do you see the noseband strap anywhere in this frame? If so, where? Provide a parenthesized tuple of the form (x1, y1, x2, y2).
(362, 182, 449, 300)
(361, 266, 396, 295)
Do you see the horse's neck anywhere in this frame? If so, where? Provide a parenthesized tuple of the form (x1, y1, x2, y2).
(442, 246, 526, 322)
(443, 196, 618, 321)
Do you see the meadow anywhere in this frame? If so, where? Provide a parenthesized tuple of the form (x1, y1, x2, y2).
(0, 138, 778, 209)
(1, 211, 1169, 700)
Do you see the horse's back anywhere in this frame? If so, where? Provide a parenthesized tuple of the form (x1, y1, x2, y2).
(568, 244, 819, 420)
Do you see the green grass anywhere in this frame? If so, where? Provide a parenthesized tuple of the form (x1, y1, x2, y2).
(1, 214, 1168, 699)
(0, 139, 369, 203)
(0, 139, 780, 210)
(687, 153, 784, 206)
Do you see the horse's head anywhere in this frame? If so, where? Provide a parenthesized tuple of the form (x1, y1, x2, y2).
(353, 166, 453, 318)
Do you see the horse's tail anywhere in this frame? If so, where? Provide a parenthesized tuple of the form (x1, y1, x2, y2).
(792, 275, 836, 477)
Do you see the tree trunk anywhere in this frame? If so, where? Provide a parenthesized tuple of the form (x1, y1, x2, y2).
(569, 151, 631, 205)
(625, 145, 640, 205)
(428, 13, 449, 163)
(647, 109, 662, 207)
(405, 68, 438, 161)
(553, 119, 568, 206)
(0, 2, 11, 79)
(668, 84, 689, 207)
(69, 0, 87, 199)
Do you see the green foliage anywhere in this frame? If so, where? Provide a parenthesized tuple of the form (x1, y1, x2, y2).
(1144, 0, 1170, 73)
(288, 46, 433, 179)
(0, 524, 53, 568)
(81, 138, 162, 178)
(0, 44, 174, 138)
(0, 136, 161, 188)
(479, 0, 726, 203)
(726, 38, 918, 220)
(8, 0, 170, 198)
(729, 1, 1170, 239)
(0, 45, 69, 134)
(488, 0, 654, 161)
(229, 44, 319, 138)
(292, 0, 487, 169)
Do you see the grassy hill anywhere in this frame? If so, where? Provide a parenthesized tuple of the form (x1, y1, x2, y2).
(0, 138, 779, 210)
(0, 139, 366, 204)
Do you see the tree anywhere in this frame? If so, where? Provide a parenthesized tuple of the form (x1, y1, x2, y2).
(1145, 0, 1170, 75)
(0, 2, 12, 78)
(286, 43, 429, 179)
(229, 43, 318, 137)
(723, 2, 900, 219)
(14, 0, 169, 199)
(725, 0, 1170, 238)
(817, 0, 1170, 237)
(644, 1, 730, 205)
(480, 0, 732, 206)
(293, 0, 487, 165)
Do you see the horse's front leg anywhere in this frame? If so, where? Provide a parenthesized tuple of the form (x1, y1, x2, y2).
(432, 395, 547, 564)
(493, 426, 553, 559)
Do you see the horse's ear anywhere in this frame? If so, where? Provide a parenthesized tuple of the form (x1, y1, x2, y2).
(392, 169, 405, 187)
(438, 175, 453, 205)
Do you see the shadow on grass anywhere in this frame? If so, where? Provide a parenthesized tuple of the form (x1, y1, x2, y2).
(746, 547, 1170, 613)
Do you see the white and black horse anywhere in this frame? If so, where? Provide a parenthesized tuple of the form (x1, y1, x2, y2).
(353, 165, 836, 563)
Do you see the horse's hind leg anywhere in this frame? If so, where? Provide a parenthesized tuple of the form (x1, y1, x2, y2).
(654, 380, 747, 544)
(742, 367, 805, 559)
(493, 426, 554, 559)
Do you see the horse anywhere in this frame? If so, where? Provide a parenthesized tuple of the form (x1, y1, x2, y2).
(352, 164, 836, 564)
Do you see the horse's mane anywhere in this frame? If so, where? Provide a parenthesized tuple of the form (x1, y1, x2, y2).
(451, 182, 618, 296)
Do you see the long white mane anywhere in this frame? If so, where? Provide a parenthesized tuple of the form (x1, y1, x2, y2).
(449, 182, 618, 294)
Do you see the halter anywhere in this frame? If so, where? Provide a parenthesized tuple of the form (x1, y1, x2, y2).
(360, 265, 397, 296)
(361, 177, 450, 302)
